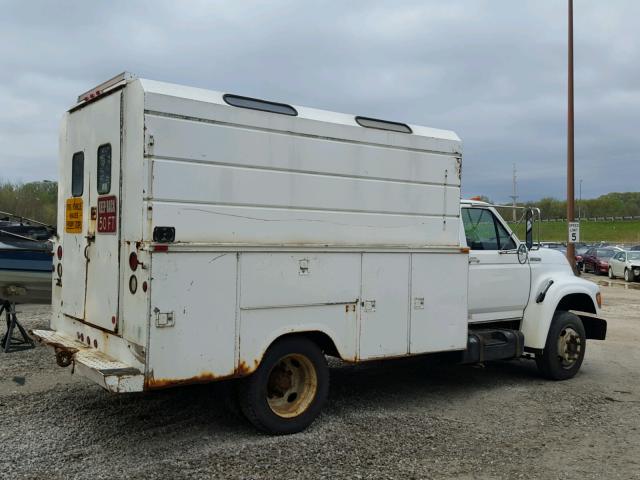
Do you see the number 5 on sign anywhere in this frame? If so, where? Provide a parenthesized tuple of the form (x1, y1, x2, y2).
(568, 221, 580, 243)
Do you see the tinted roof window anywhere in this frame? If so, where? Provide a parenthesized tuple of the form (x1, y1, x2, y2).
(223, 94, 297, 116)
(71, 152, 84, 197)
(355, 116, 412, 134)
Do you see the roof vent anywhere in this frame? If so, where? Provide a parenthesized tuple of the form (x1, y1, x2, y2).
(355, 116, 412, 134)
(223, 94, 297, 116)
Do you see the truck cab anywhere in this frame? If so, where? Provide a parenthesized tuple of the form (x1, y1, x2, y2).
(461, 199, 606, 376)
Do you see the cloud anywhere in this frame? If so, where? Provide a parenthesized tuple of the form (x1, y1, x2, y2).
(1, 0, 638, 201)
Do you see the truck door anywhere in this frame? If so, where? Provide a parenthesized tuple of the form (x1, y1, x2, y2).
(462, 207, 531, 323)
(61, 92, 122, 332)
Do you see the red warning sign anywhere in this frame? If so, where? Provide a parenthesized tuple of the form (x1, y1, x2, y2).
(97, 195, 117, 234)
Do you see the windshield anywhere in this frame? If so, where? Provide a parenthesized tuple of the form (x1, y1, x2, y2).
(597, 249, 615, 258)
(628, 252, 640, 261)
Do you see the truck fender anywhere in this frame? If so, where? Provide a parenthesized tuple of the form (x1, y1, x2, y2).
(238, 323, 347, 377)
(521, 275, 600, 350)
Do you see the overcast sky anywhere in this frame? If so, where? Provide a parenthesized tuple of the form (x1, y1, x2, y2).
(1, 0, 638, 202)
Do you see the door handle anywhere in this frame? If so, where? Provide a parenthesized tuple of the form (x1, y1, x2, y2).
(469, 257, 480, 264)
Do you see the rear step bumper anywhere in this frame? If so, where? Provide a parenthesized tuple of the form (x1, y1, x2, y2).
(31, 329, 144, 393)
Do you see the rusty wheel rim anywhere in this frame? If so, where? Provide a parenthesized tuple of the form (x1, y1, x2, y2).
(557, 327, 582, 369)
(266, 353, 318, 418)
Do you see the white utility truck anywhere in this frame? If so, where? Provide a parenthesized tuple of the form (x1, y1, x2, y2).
(33, 73, 607, 434)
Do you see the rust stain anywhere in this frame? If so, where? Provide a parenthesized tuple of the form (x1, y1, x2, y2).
(145, 359, 260, 390)
(236, 360, 250, 376)
(145, 371, 221, 390)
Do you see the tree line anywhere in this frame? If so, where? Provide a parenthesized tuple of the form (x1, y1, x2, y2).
(483, 192, 640, 220)
(0, 180, 58, 226)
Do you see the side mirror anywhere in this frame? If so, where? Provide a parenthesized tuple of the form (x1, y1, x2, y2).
(525, 209, 534, 249)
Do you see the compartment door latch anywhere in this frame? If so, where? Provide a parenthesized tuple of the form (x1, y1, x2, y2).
(154, 308, 175, 328)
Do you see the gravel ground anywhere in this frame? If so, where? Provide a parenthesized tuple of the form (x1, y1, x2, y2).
(1, 274, 639, 479)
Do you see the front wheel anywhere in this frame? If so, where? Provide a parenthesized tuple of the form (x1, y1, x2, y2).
(238, 336, 329, 434)
(624, 268, 632, 282)
(536, 311, 586, 380)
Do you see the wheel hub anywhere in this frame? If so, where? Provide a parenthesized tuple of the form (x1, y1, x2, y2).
(557, 327, 582, 369)
(266, 353, 318, 418)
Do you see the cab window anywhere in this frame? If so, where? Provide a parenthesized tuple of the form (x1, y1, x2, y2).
(71, 152, 84, 197)
(97, 144, 111, 194)
(462, 208, 516, 251)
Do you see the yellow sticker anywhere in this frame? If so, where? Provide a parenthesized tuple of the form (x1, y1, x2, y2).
(65, 197, 83, 233)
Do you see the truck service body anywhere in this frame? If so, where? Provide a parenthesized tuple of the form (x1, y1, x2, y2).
(34, 73, 606, 433)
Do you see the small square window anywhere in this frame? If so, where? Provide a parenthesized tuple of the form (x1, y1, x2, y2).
(97, 144, 111, 194)
(71, 152, 84, 197)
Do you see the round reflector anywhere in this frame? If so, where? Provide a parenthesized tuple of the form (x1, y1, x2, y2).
(129, 275, 138, 294)
(129, 252, 138, 271)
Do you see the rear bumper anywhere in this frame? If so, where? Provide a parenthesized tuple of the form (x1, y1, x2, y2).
(31, 329, 144, 393)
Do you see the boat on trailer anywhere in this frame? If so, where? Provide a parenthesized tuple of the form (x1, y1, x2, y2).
(0, 212, 54, 305)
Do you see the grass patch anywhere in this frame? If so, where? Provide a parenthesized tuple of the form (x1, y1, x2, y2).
(508, 220, 640, 244)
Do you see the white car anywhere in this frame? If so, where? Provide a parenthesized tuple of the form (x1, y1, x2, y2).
(608, 250, 640, 282)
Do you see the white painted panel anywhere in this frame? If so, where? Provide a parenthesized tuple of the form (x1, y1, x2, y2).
(148, 252, 237, 381)
(151, 160, 460, 217)
(240, 253, 360, 309)
(84, 92, 122, 331)
(410, 253, 468, 353)
(150, 202, 460, 247)
(360, 254, 410, 359)
(145, 114, 461, 186)
(239, 304, 358, 366)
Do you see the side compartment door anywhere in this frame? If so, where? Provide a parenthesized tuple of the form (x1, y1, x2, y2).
(147, 252, 237, 385)
(410, 253, 468, 353)
(359, 253, 410, 359)
(463, 207, 531, 323)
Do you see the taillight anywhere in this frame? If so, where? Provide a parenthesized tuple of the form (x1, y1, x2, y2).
(57, 245, 63, 260)
(129, 252, 139, 271)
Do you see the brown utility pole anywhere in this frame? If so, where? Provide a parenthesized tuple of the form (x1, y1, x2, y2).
(566, 0, 577, 273)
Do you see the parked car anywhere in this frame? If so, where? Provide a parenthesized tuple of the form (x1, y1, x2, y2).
(608, 251, 640, 282)
(582, 247, 621, 275)
(630, 245, 640, 251)
(575, 246, 590, 271)
(540, 242, 565, 249)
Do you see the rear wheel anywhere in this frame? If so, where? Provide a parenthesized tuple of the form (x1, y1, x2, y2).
(238, 336, 329, 434)
(608, 267, 614, 279)
(536, 311, 586, 380)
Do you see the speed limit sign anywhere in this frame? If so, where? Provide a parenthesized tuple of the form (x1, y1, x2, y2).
(568, 221, 580, 243)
